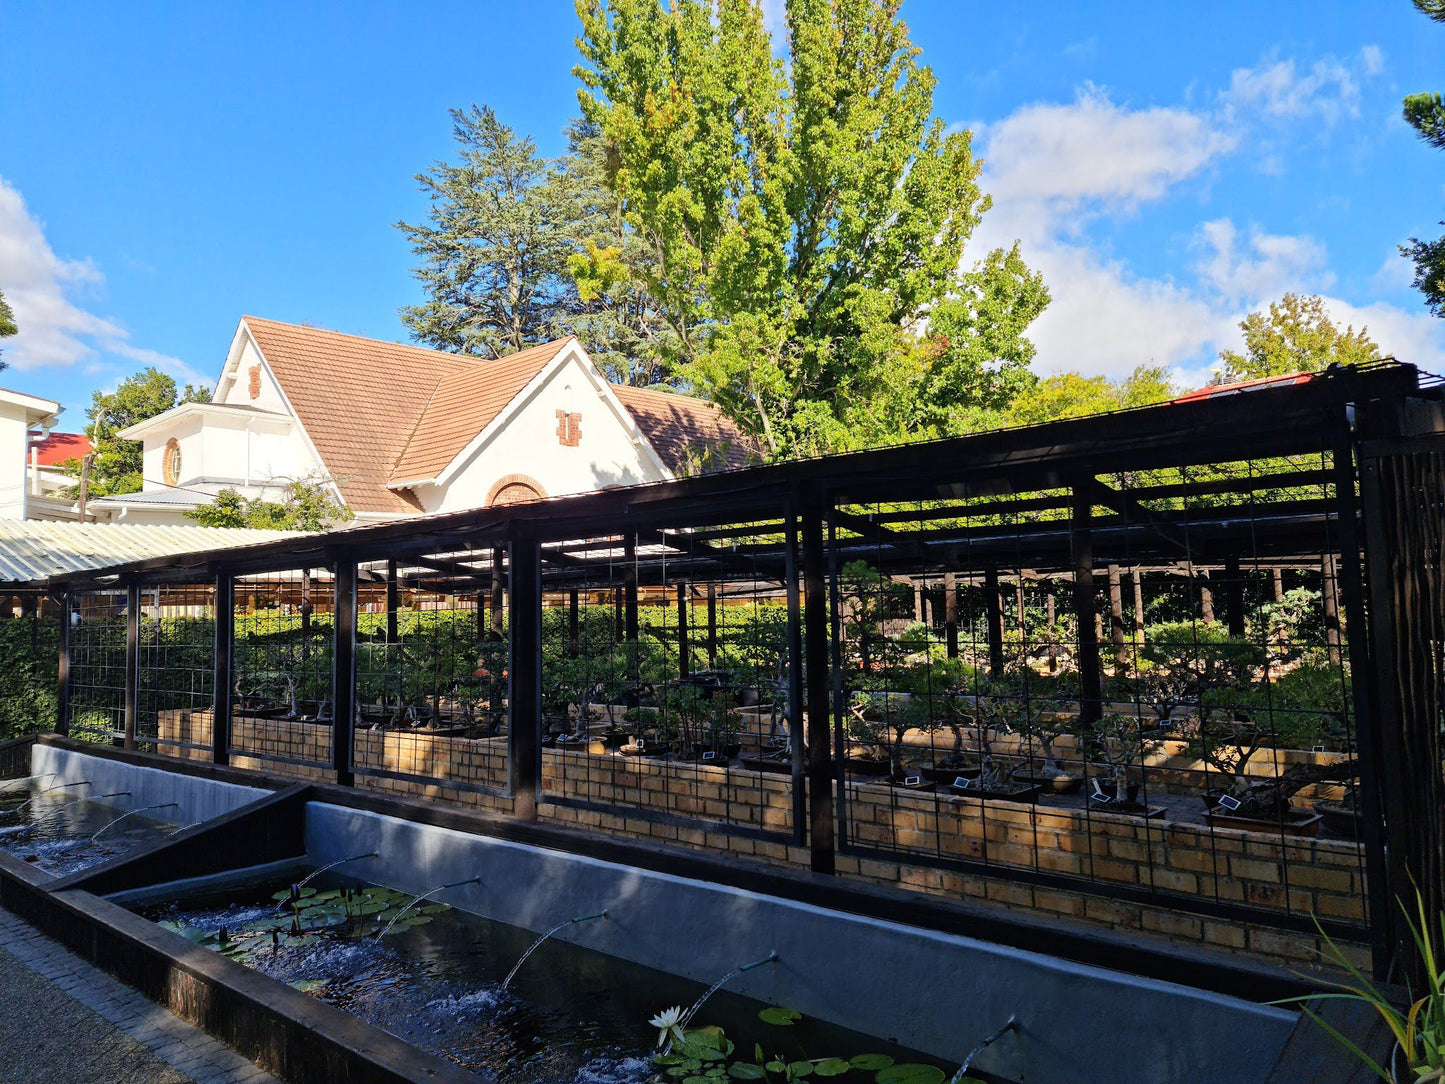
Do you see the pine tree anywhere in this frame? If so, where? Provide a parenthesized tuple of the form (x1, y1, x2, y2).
(1402, 0, 1445, 315)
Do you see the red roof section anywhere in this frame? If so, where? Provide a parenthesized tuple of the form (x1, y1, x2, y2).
(1172, 371, 1317, 403)
(31, 431, 90, 466)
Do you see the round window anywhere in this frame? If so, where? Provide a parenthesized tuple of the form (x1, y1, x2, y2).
(162, 438, 182, 486)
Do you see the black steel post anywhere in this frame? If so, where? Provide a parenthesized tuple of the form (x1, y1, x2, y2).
(213, 570, 233, 765)
(385, 560, 399, 644)
(783, 510, 807, 846)
(801, 494, 835, 875)
(332, 558, 356, 787)
(624, 536, 639, 644)
(706, 583, 718, 669)
(943, 571, 959, 658)
(568, 589, 580, 657)
(1071, 483, 1102, 732)
(124, 581, 139, 751)
(1224, 555, 1246, 639)
(509, 536, 542, 821)
(490, 548, 505, 641)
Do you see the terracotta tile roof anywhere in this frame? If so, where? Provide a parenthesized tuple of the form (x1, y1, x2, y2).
(389, 338, 573, 483)
(32, 431, 90, 466)
(610, 384, 757, 473)
(241, 317, 750, 513)
(243, 317, 491, 514)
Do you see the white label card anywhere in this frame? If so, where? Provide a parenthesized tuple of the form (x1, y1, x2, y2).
(702, 751, 717, 761)
(954, 777, 971, 789)
(1217, 794, 1241, 811)
(905, 775, 921, 786)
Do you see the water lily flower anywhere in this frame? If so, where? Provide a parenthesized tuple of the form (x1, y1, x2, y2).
(649, 1005, 686, 1049)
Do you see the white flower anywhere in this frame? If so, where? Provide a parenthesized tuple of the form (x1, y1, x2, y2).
(648, 1005, 686, 1048)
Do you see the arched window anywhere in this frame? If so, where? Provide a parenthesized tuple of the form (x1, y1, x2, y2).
(485, 474, 546, 507)
(162, 438, 183, 486)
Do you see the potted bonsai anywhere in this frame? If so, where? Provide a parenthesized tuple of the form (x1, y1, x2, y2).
(1011, 701, 1084, 794)
(1083, 712, 1165, 817)
(945, 694, 1043, 802)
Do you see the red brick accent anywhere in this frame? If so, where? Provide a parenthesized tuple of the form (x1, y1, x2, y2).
(485, 473, 547, 507)
(555, 410, 582, 447)
(248, 365, 262, 399)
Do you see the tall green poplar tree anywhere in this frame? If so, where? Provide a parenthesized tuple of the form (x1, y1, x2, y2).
(573, 0, 1048, 457)
(1402, 0, 1445, 316)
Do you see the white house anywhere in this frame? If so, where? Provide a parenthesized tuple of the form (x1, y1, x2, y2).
(92, 317, 752, 525)
(0, 386, 62, 521)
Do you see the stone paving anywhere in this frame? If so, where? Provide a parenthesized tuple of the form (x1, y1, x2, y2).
(0, 910, 277, 1084)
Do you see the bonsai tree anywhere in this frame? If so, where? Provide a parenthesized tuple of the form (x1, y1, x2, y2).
(1139, 621, 1265, 725)
(1017, 700, 1082, 784)
(1087, 712, 1163, 807)
(1178, 708, 1356, 821)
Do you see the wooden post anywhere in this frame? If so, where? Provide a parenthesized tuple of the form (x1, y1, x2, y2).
(508, 537, 542, 820)
(1199, 576, 1216, 625)
(1322, 552, 1342, 667)
(623, 536, 639, 644)
(984, 568, 1004, 678)
(943, 572, 958, 659)
(1132, 569, 1146, 644)
(568, 589, 580, 657)
(676, 583, 689, 678)
(213, 571, 233, 765)
(783, 511, 807, 847)
(385, 560, 399, 644)
(1108, 564, 1127, 668)
(706, 583, 718, 668)
(801, 497, 834, 875)
(124, 582, 139, 751)
(1071, 484, 1101, 733)
(490, 548, 505, 641)
(1045, 588, 1058, 673)
(55, 591, 70, 737)
(1224, 555, 1246, 639)
(913, 580, 925, 624)
(1272, 567, 1285, 603)
(332, 558, 356, 786)
(1016, 580, 1026, 633)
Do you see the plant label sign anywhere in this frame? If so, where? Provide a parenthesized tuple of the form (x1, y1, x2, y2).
(1217, 794, 1242, 811)
(1090, 792, 1112, 804)
(702, 751, 717, 761)
(953, 776, 971, 790)
(905, 775, 922, 787)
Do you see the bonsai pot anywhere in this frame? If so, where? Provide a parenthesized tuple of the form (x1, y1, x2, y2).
(739, 753, 792, 776)
(918, 762, 974, 784)
(1010, 766, 1084, 794)
(1205, 808, 1324, 837)
(1313, 799, 1361, 838)
(845, 756, 891, 777)
(600, 728, 631, 749)
(947, 769, 1042, 804)
(1092, 801, 1167, 819)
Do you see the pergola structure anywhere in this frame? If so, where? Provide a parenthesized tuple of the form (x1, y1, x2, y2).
(37, 360, 1445, 981)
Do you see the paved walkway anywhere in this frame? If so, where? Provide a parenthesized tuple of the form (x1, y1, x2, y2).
(0, 910, 277, 1084)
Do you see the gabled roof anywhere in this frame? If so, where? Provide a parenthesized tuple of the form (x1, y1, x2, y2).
(389, 338, 572, 484)
(611, 384, 756, 473)
(32, 432, 89, 466)
(239, 317, 752, 514)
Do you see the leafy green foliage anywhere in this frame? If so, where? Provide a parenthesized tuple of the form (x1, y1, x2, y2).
(185, 477, 353, 531)
(1002, 364, 1178, 427)
(0, 288, 16, 370)
(1217, 293, 1379, 381)
(575, 0, 1048, 456)
(1402, 2, 1445, 316)
(68, 367, 210, 497)
(0, 614, 57, 739)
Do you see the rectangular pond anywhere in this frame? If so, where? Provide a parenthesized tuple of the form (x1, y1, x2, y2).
(0, 778, 183, 878)
(129, 870, 966, 1084)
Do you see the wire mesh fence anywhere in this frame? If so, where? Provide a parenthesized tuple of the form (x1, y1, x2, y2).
(66, 589, 127, 746)
(137, 582, 216, 761)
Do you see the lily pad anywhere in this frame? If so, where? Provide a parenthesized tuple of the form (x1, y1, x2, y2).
(875, 1065, 945, 1084)
(850, 1054, 895, 1070)
(813, 1059, 852, 1076)
(757, 1006, 802, 1027)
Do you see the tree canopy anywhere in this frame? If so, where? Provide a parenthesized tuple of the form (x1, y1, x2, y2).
(573, 0, 1048, 456)
(1217, 293, 1379, 382)
(68, 367, 210, 497)
(1402, 0, 1445, 316)
(1003, 365, 1178, 428)
(185, 478, 352, 532)
(0, 289, 15, 372)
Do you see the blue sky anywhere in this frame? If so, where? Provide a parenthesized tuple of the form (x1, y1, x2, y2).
(1, 0, 1442, 426)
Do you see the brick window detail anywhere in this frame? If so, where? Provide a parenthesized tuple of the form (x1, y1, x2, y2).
(248, 365, 262, 400)
(555, 410, 582, 447)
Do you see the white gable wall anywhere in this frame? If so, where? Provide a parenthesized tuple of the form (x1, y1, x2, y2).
(0, 401, 31, 520)
(412, 353, 668, 515)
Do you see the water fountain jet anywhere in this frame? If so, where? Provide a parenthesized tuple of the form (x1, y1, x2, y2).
(276, 851, 380, 910)
(679, 952, 778, 1030)
(6, 780, 90, 817)
(501, 910, 608, 990)
(91, 803, 180, 842)
(949, 1016, 1018, 1083)
(19, 792, 130, 834)
(377, 876, 481, 938)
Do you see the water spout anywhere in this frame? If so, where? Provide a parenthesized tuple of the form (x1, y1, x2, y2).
(377, 876, 480, 938)
(166, 821, 203, 837)
(91, 803, 180, 842)
(679, 952, 778, 1031)
(6, 780, 90, 817)
(501, 910, 608, 990)
(1, 772, 57, 795)
(949, 1016, 1018, 1083)
(25, 791, 130, 832)
(276, 851, 379, 910)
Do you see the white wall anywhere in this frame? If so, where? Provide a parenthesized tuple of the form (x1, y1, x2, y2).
(0, 402, 30, 520)
(418, 353, 666, 515)
(217, 338, 290, 415)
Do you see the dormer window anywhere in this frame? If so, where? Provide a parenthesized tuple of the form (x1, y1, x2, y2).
(162, 438, 182, 486)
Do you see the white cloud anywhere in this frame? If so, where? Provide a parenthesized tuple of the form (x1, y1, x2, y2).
(1220, 54, 1362, 126)
(971, 74, 1442, 386)
(1193, 218, 1330, 306)
(0, 175, 202, 385)
(1360, 45, 1384, 79)
(981, 87, 1235, 237)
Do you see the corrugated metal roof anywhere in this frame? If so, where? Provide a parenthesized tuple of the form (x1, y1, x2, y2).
(0, 521, 300, 585)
